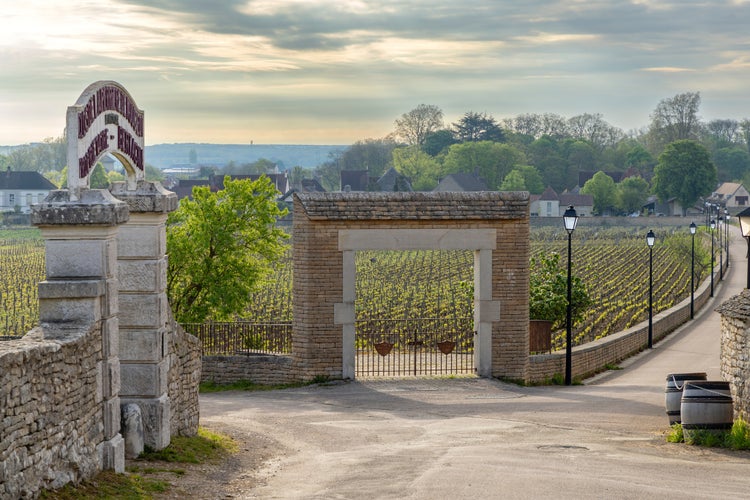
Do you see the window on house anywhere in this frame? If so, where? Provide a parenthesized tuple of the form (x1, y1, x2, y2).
(26, 194, 32, 206)
(737, 196, 748, 206)
(9, 194, 15, 205)
(546, 202, 552, 216)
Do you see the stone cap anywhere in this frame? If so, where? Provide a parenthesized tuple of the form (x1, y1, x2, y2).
(109, 180, 178, 213)
(295, 191, 529, 220)
(31, 189, 129, 226)
(716, 289, 750, 320)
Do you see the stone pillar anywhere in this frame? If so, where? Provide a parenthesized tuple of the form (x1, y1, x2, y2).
(32, 188, 129, 473)
(109, 180, 177, 450)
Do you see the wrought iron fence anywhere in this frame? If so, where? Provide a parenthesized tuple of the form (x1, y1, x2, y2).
(182, 321, 292, 355)
(355, 317, 474, 377)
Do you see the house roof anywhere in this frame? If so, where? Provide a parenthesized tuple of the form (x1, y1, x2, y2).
(433, 172, 489, 192)
(714, 182, 743, 197)
(559, 193, 593, 207)
(0, 169, 57, 190)
(538, 186, 559, 201)
(340, 170, 369, 191)
(376, 167, 412, 192)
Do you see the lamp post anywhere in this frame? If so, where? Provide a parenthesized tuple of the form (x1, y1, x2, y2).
(647, 229, 655, 348)
(718, 216, 724, 281)
(710, 219, 716, 297)
(737, 207, 750, 288)
(690, 222, 696, 319)
(725, 208, 730, 267)
(563, 205, 578, 386)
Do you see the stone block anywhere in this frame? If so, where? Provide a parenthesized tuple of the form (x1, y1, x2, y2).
(119, 328, 165, 362)
(118, 260, 164, 293)
(101, 358, 121, 399)
(101, 317, 119, 358)
(39, 296, 101, 325)
(120, 403, 145, 459)
(99, 434, 125, 473)
(117, 223, 165, 259)
(121, 395, 171, 450)
(102, 397, 122, 439)
(119, 294, 165, 329)
(120, 360, 168, 398)
(45, 240, 109, 278)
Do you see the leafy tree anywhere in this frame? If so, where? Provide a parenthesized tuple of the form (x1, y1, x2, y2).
(441, 141, 525, 190)
(394, 104, 444, 146)
(567, 113, 623, 149)
(392, 146, 441, 191)
(616, 176, 649, 214)
(504, 165, 544, 194)
(452, 112, 505, 143)
(289, 165, 311, 189)
(89, 163, 110, 188)
(6, 137, 66, 172)
(337, 138, 397, 178)
(653, 140, 717, 215)
(422, 129, 457, 156)
(713, 147, 750, 181)
(146, 164, 165, 182)
(166, 176, 289, 323)
(499, 170, 526, 191)
(581, 171, 617, 215)
(529, 252, 591, 330)
(107, 171, 125, 184)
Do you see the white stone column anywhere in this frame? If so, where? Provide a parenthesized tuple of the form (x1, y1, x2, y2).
(32, 188, 129, 473)
(110, 180, 177, 451)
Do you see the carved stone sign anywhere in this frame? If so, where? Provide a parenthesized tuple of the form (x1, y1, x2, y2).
(66, 81, 145, 199)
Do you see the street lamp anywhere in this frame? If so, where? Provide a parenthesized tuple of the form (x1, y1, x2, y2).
(718, 216, 724, 281)
(690, 222, 696, 319)
(647, 229, 655, 349)
(563, 205, 578, 386)
(737, 207, 750, 288)
(710, 219, 716, 297)
(725, 208, 730, 267)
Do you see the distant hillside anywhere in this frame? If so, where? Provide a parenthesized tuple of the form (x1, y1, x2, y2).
(145, 143, 347, 170)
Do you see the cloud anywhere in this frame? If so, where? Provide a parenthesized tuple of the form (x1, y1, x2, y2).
(4, 0, 750, 144)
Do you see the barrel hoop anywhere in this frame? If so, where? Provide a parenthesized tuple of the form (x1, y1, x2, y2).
(682, 423, 733, 430)
(681, 397, 732, 403)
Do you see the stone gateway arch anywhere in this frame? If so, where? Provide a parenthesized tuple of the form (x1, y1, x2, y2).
(291, 191, 531, 382)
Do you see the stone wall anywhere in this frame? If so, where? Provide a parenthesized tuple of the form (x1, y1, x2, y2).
(202, 354, 294, 385)
(717, 289, 750, 421)
(168, 316, 201, 437)
(0, 329, 106, 497)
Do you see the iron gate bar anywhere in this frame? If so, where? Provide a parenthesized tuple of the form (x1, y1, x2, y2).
(355, 317, 474, 377)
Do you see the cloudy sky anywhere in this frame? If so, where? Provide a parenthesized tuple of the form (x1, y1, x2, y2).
(2, 0, 750, 146)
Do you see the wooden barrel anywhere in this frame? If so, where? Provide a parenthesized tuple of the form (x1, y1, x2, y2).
(680, 381, 733, 439)
(664, 372, 707, 425)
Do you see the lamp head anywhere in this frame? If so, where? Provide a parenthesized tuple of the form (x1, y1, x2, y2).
(689, 222, 696, 235)
(737, 207, 750, 238)
(563, 205, 578, 234)
(710, 219, 716, 230)
(646, 229, 655, 248)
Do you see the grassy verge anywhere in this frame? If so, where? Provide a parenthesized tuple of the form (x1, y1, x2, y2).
(40, 427, 236, 499)
(199, 375, 331, 393)
(666, 419, 750, 449)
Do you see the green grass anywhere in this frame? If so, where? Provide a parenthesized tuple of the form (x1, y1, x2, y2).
(0, 227, 41, 240)
(667, 419, 750, 449)
(40, 427, 236, 499)
(199, 375, 332, 393)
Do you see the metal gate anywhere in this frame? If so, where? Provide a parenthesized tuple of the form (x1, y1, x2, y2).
(355, 317, 474, 377)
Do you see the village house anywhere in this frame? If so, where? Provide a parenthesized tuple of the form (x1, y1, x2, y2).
(0, 167, 57, 214)
(710, 182, 750, 214)
(530, 187, 594, 217)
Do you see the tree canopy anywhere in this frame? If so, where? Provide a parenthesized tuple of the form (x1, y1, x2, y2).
(581, 171, 617, 215)
(166, 176, 289, 324)
(653, 140, 716, 214)
(394, 104, 444, 146)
